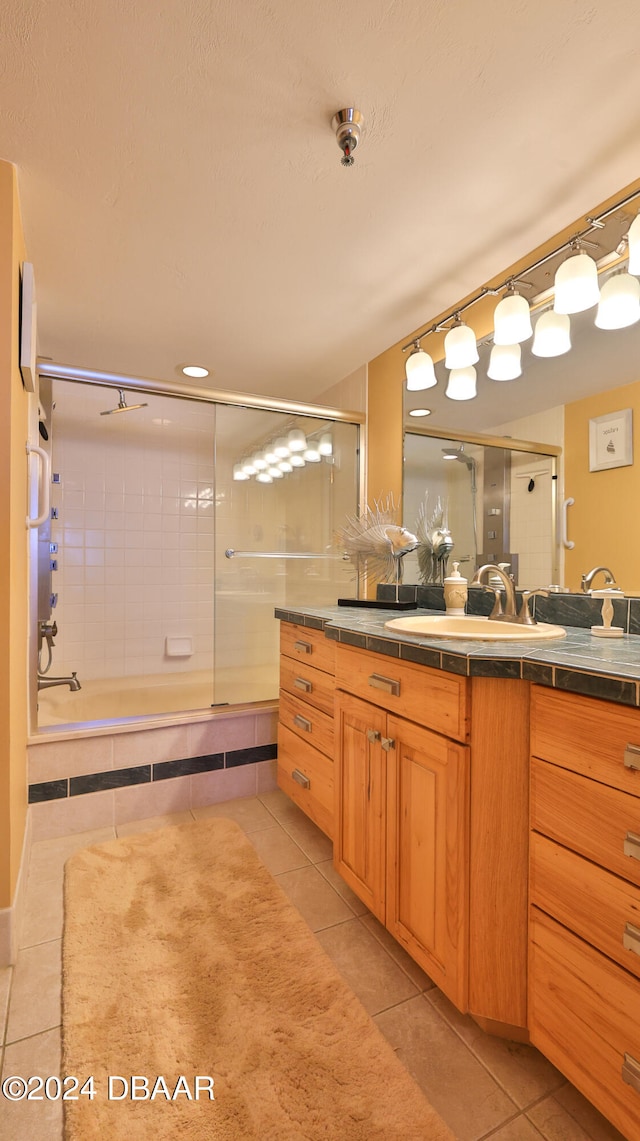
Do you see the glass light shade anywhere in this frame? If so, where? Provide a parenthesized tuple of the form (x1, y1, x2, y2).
(252, 453, 268, 470)
(627, 212, 640, 274)
(488, 343, 522, 381)
(256, 472, 273, 483)
(531, 310, 571, 357)
(233, 463, 250, 481)
(274, 437, 290, 457)
(264, 446, 278, 464)
(289, 454, 305, 468)
(278, 460, 293, 473)
(445, 366, 477, 401)
(267, 466, 283, 478)
(444, 322, 479, 369)
(408, 408, 431, 417)
(241, 458, 257, 475)
(318, 432, 333, 456)
(553, 251, 600, 314)
(303, 447, 321, 462)
(595, 272, 640, 330)
(287, 429, 306, 451)
(182, 365, 209, 378)
(493, 292, 532, 345)
(405, 347, 437, 390)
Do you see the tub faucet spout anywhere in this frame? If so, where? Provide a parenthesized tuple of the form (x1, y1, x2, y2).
(37, 671, 81, 692)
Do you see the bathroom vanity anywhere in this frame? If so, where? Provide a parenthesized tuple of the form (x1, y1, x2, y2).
(275, 603, 640, 1140)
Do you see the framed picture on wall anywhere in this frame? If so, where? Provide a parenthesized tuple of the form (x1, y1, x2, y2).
(589, 408, 633, 472)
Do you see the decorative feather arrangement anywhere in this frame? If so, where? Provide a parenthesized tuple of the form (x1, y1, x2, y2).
(337, 495, 418, 585)
(416, 493, 454, 584)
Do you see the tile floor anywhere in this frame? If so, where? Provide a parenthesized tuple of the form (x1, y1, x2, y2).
(0, 790, 630, 1141)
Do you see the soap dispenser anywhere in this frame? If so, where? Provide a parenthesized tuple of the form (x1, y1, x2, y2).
(590, 588, 625, 638)
(444, 562, 468, 616)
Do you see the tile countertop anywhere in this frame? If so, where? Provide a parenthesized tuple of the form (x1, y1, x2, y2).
(274, 604, 640, 708)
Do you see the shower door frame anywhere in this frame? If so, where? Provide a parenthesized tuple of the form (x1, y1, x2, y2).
(29, 363, 366, 734)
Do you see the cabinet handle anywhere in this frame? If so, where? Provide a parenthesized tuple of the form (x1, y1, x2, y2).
(292, 768, 310, 789)
(366, 729, 381, 743)
(623, 922, 640, 956)
(294, 677, 312, 693)
(381, 737, 396, 752)
(294, 639, 312, 654)
(624, 744, 640, 771)
(368, 673, 400, 697)
(624, 832, 640, 860)
(293, 714, 312, 733)
(622, 1053, 640, 1095)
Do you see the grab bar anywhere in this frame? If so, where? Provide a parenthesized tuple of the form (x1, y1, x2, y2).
(561, 497, 575, 550)
(225, 549, 347, 560)
(26, 442, 51, 528)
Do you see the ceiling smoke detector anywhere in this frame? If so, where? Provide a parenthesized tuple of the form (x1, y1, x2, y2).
(331, 108, 364, 168)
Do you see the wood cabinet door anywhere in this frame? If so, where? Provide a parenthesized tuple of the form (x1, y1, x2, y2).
(334, 692, 387, 922)
(386, 714, 470, 1009)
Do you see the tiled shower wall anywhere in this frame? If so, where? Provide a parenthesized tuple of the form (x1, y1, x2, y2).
(49, 384, 217, 682)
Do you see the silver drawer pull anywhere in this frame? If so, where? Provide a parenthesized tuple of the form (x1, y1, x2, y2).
(292, 768, 310, 789)
(624, 743, 640, 771)
(624, 832, 640, 860)
(294, 677, 312, 693)
(623, 922, 640, 956)
(368, 673, 400, 697)
(294, 639, 312, 654)
(366, 729, 381, 743)
(622, 1053, 640, 1094)
(293, 714, 312, 733)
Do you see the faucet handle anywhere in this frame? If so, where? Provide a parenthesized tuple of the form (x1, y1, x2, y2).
(519, 589, 549, 625)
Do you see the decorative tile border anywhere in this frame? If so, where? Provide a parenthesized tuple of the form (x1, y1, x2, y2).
(29, 743, 277, 804)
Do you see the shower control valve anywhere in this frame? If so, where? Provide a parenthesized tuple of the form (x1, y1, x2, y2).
(50, 507, 59, 520)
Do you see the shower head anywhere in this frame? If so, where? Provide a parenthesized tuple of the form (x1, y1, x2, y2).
(100, 389, 148, 416)
(442, 443, 475, 469)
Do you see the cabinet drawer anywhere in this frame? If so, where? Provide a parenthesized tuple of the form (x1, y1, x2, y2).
(529, 907, 640, 1141)
(531, 686, 640, 797)
(531, 758, 640, 886)
(335, 643, 469, 742)
(279, 690, 334, 759)
(530, 832, 640, 979)
(277, 724, 334, 839)
(280, 656, 334, 717)
(280, 621, 335, 676)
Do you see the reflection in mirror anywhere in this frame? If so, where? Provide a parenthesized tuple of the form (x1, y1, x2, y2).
(403, 429, 559, 590)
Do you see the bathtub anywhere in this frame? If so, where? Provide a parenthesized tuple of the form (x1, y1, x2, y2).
(37, 665, 279, 728)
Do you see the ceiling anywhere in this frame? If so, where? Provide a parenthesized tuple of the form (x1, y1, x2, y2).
(3, 0, 640, 411)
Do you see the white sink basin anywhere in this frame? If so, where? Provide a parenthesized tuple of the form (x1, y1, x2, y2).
(384, 615, 566, 641)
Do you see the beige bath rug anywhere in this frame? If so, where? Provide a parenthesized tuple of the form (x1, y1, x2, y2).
(62, 816, 453, 1141)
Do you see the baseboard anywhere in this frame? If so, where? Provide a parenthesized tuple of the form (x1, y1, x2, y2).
(0, 811, 32, 967)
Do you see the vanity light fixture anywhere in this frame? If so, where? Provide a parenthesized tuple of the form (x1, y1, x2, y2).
(287, 429, 307, 452)
(531, 310, 572, 357)
(274, 438, 291, 457)
(241, 458, 258, 476)
(252, 453, 268, 471)
(493, 283, 533, 345)
(594, 270, 640, 330)
(264, 444, 279, 464)
(553, 241, 600, 314)
(405, 341, 437, 390)
(445, 366, 477, 401)
(267, 466, 284, 479)
(278, 459, 293, 473)
(256, 472, 273, 484)
(232, 463, 250, 481)
(182, 365, 209, 378)
(444, 317, 479, 369)
(488, 343, 522, 381)
(318, 432, 333, 456)
(408, 408, 432, 417)
(303, 446, 321, 462)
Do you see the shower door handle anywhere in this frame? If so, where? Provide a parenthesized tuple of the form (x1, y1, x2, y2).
(26, 442, 51, 529)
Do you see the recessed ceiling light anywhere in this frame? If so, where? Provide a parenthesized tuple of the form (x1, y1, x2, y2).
(182, 365, 209, 378)
(408, 408, 432, 417)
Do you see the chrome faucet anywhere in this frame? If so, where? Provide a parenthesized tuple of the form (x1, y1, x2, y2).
(37, 672, 81, 692)
(471, 564, 518, 621)
(581, 566, 617, 593)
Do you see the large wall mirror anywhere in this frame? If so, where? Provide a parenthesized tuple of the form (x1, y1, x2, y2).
(400, 184, 640, 594)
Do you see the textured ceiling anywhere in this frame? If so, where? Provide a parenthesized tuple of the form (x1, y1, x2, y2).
(2, 0, 640, 413)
